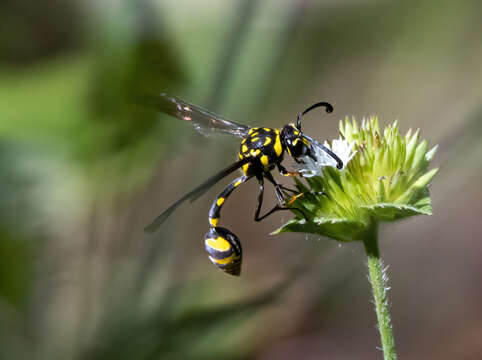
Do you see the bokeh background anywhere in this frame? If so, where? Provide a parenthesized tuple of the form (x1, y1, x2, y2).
(1, 1, 481, 359)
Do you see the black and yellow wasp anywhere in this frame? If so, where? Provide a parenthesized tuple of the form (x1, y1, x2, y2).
(142, 94, 343, 276)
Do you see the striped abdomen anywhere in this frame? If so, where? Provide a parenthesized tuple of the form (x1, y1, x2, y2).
(204, 226, 242, 276)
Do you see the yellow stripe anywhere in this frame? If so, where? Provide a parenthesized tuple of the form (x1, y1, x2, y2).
(234, 179, 243, 187)
(210, 218, 219, 227)
(242, 138, 247, 144)
(242, 163, 250, 174)
(238, 152, 243, 160)
(242, 144, 248, 153)
(250, 149, 260, 157)
(251, 137, 259, 142)
(274, 135, 282, 156)
(210, 253, 235, 265)
(263, 127, 270, 131)
(264, 137, 271, 146)
(216, 197, 225, 206)
(260, 155, 269, 167)
(292, 138, 299, 146)
(206, 236, 230, 251)
(248, 127, 257, 135)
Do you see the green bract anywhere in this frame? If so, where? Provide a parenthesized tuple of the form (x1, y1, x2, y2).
(274, 117, 438, 242)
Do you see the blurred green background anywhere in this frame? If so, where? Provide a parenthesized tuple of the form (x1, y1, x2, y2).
(1, 0, 481, 359)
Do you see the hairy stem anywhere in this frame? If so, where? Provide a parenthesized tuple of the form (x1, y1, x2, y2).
(363, 221, 398, 360)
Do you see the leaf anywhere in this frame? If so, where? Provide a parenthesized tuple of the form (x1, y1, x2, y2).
(273, 217, 368, 242)
(362, 202, 432, 221)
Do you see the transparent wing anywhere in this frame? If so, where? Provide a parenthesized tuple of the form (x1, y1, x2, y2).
(137, 93, 250, 138)
(144, 158, 250, 233)
(302, 134, 343, 169)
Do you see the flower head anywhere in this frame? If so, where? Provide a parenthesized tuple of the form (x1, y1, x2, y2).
(275, 117, 438, 242)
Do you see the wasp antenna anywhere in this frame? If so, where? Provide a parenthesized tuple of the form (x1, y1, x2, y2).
(296, 113, 302, 130)
(297, 101, 334, 130)
(302, 101, 333, 115)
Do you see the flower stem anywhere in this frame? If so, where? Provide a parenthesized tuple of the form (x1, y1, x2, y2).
(363, 221, 398, 360)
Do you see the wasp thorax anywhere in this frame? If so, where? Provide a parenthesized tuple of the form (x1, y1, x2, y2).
(281, 124, 310, 159)
(204, 227, 242, 276)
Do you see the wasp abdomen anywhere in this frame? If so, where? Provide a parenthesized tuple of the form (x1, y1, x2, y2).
(205, 175, 247, 276)
(204, 227, 242, 276)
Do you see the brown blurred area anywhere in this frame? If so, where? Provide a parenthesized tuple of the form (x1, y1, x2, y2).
(0, 1, 481, 359)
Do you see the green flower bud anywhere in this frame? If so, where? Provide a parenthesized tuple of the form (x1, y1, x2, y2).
(274, 117, 438, 242)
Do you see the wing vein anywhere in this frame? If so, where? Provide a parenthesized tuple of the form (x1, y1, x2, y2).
(135, 93, 250, 138)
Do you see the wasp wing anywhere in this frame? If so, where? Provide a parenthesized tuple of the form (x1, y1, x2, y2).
(137, 93, 250, 138)
(302, 134, 343, 169)
(144, 158, 250, 233)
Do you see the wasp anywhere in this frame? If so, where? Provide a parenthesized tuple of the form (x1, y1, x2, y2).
(142, 94, 343, 276)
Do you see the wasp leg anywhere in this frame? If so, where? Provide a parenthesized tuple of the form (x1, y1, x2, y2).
(279, 184, 299, 194)
(276, 165, 303, 194)
(275, 168, 299, 193)
(254, 176, 266, 221)
(286, 192, 305, 205)
(278, 163, 299, 178)
(266, 169, 312, 201)
(264, 172, 286, 204)
(265, 171, 303, 205)
(254, 174, 308, 222)
(255, 203, 308, 222)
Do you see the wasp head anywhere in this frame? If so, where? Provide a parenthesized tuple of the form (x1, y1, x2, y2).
(281, 124, 313, 160)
